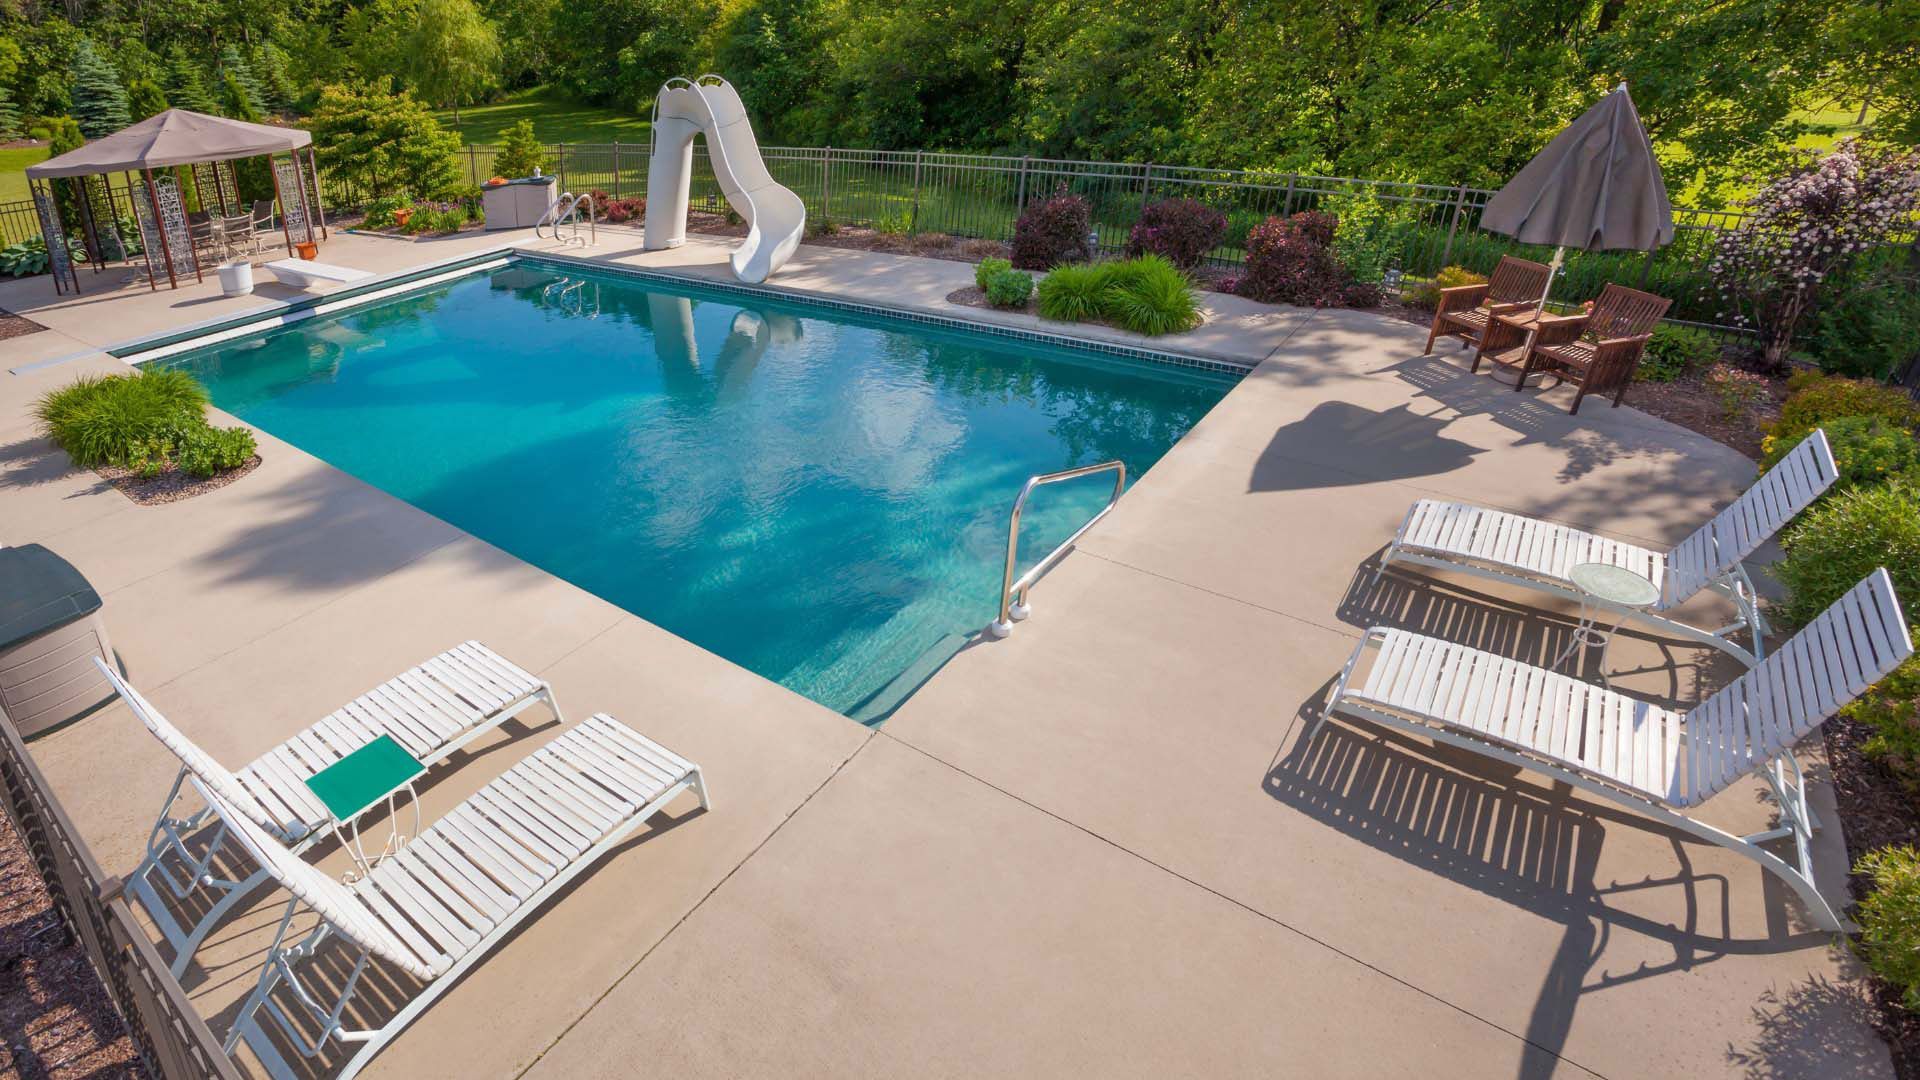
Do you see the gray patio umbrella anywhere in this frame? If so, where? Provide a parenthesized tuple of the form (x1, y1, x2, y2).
(1480, 83, 1674, 305)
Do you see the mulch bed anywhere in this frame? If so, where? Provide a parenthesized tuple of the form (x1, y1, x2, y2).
(1826, 715, 1920, 1079)
(0, 807, 142, 1080)
(97, 455, 262, 506)
(0, 310, 48, 341)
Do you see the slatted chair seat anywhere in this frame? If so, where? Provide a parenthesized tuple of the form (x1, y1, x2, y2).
(1382, 428, 1839, 665)
(1321, 569, 1912, 931)
(1424, 256, 1553, 356)
(1344, 629, 1689, 802)
(201, 713, 707, 1080)
(98, 642, 562, 978)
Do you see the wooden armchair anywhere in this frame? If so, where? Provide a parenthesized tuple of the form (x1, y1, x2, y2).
(1476, 283, 1674, 414)
(1422, 255, 1553, 355)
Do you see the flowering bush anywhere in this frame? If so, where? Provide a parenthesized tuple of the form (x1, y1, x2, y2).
(1710, 139, 1920, 371)
(1705, 362, 1768, 423)
(588, 190, 645, 224)
(1125, 198, 1227, 270)
(1235, 212, 1353, 307)
(1011, 187, 1092, 270)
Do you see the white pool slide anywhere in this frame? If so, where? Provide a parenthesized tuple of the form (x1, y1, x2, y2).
(644, 76, 806, 284)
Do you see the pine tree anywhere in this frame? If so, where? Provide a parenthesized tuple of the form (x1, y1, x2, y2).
(218, 47, 268, 114)
(70, 39, 133, 138)
(165, 49, 219, 114)
(0, 87, 22, 142)
(251, 44, 295, 114)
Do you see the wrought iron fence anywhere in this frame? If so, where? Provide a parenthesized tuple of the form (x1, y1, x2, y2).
(398, 142, 1763, 330)
(0, 704, 242, 1080)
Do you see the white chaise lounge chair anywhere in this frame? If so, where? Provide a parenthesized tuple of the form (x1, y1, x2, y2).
(1378, 428, 1839, 665)
(1318, 568, 1911, 931)
(97, 643, 560, 976)
(200, 713, 706, 1080)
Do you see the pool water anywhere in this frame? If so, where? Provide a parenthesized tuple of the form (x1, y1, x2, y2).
(166, 261, 1234, 719)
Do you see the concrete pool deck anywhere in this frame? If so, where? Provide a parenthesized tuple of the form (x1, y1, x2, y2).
(0, 227, 1889, 1078)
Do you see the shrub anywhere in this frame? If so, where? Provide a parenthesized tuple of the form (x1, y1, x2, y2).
(1856, 845, 1920, 1008)
(1762, 415, 1920, 490)
(1705, 363, 1768, 423)
(1765, 371, 1920, 461)
(974, 256, 1012, 291)
(0, 236, 54, 277)
(983, 268, 1034, 309)
(1403, 265, 1486, 311)
(175, 424, 258, 477)
(34, 369, 210, 468)
(1710, 140, 1920, 371)
(1771, 479, 1920, 632)
(1807, 279, 1920, 382)
(1236, 212, 1351, 307)
(1323, 191, 1408, 285)
(1104, 256, 1202, 335)
(1035, 256, 1201, 336)
(310, 82, 463, 200)
(494, 117, 546, 179)
(1011, 187, 1091, 270)
(1036, 262, 1111, 322)
(362, 194, 415, 230)
(402, 202, 469, 234)
(1638, 324, 1721, 382)
(1125, 198, 1227, 271)
(1849, 660, 1920, 793)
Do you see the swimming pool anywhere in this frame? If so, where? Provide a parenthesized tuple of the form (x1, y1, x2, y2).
(163, 260, 1235, 719)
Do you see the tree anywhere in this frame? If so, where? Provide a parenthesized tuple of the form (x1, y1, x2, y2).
(404, 0, 501, 123)
(70, 38, 132, 137)
(1711, 140, 1920, 370)
(218, 45, 269, 112)
(127, 78, 169, 120)
(164, 48, 220, 114)
(0, 86, 22, 141)
(494, 117, 546, 177)
(310, 82, 464, 198)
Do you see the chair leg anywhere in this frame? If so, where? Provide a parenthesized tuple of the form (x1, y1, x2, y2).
(1424, 312, 1444, 355)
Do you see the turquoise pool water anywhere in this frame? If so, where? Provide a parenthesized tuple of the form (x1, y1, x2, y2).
(166, 261, 1234, 719)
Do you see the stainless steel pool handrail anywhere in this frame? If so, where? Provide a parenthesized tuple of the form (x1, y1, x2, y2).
(536, 192, 596, 246)
(988, 460, 1126, 639)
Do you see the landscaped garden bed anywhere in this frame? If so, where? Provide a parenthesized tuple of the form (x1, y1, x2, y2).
(34, 368, 259, 505)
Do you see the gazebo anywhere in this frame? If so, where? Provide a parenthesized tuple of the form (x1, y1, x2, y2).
(25, 109, 329, 295)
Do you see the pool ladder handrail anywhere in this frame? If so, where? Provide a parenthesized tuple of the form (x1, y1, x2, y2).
(536, 191, 596, 246)
(988, 460, 1126, 639)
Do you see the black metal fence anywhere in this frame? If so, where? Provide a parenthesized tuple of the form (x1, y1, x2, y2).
(0, 704, 242, 1080)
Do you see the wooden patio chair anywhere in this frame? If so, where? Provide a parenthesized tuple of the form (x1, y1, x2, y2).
(1475, 282, 1674, 414)
(1422, 255, 1553, 355)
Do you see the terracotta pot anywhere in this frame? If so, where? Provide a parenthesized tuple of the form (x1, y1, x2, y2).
(392, 208, 413, 228)
(295, 240, 319, 260)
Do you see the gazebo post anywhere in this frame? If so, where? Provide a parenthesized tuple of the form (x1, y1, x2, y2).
(73, 177, 103, 273)
(268, 156, 296, 255)
(128, 171, 157, 291)
(293, 152, 316, 245)
(305, 148, 329, 240)
(142, 168, 179, 290)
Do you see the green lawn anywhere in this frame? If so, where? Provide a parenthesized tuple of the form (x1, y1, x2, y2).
(0, 145, 50, 204)
(432, 87, 652, 146)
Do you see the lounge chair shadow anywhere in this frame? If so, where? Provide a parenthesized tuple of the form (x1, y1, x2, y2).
(0, 435, 114, 496)
(1268, 715, 1831, 1080)
(195, 798, 708, 1080)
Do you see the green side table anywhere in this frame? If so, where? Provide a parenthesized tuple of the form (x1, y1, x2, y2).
(303, 734, 426, 879)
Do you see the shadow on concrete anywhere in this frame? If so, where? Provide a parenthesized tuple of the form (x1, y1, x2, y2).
(0, 434, 114, 497)
(1724, 975, 1891, 1079)
(1336, 558, 1722, 705)
(1267, 715, 1834, 1080)
(1248, 400, 1486, 492)
(189, 798, 708, 1080)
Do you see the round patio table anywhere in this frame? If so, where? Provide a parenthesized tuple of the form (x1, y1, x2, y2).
(1553, 561, 1662, 686)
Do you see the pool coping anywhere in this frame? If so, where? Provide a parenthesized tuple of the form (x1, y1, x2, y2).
(111, 242, 1253, 380)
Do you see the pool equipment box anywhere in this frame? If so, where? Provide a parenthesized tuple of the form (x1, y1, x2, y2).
(484, 176, 560, 230)
(0, 544, 115, 739)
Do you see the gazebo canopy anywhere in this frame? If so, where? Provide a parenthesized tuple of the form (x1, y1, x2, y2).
(26, 109, 312, 179)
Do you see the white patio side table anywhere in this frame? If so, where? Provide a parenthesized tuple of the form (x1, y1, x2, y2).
(1555, 561, 1663, 686)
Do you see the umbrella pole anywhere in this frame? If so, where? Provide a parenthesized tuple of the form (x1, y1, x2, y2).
(1511, 245, 1566, 393)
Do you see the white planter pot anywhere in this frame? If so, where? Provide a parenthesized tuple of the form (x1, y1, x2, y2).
(218, 261, 254, 296)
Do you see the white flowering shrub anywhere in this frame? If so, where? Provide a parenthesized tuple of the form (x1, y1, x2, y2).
(1710, 139, 1920, 371)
